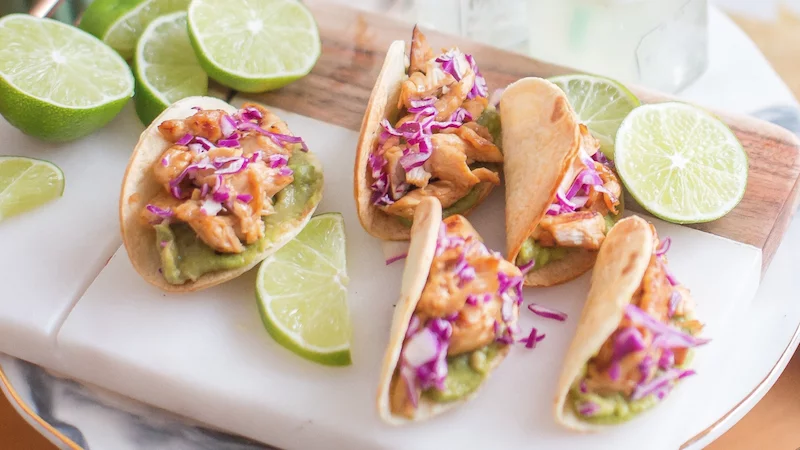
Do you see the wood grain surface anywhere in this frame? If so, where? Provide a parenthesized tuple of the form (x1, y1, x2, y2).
(238, 0, 800, 273)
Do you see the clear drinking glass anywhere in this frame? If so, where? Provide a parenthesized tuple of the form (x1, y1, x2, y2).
(526, 0, 709, 93)
(384, 0, 708, 93)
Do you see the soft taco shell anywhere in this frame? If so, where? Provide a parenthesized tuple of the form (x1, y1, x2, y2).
(353, 40, 496, 241)
(553, 215, 655, 431)
(119, 96, 322, 293)
(376, 197, 510, 424)
(501, 77, 597, 287)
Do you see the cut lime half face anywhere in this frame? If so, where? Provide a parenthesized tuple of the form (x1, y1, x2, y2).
(615, 102, 748, 224)
(256, 213, 352, 366)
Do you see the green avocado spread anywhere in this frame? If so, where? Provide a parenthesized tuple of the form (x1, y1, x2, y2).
(156, 151, 323, 285)
(422, 343, 500, 403)
(395, 107, 502, 228)
(570, 389, 660, 425)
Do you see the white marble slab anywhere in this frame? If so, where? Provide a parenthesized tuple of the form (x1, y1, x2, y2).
(55, 109, 762, 450)
(0, 104, 142, 368)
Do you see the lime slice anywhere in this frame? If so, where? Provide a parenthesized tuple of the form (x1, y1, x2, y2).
(0, 15, 134, 142)
(0, 157, 65, 222)
(79, 0, 191, 60)
(187, 0, 321, 93)
(134, 11, 208, 125)
(615, 102, 748, 224)
(256, 213, 352, 366)
(549, 74, 640, 160)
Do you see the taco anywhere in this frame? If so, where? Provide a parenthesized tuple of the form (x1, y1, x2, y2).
(554, 215, 709, 430)
(500, 77, 623, 287)
(354, 26, 503, 241)
(120, 96, 323, 292)
(377, 197, 523, 424)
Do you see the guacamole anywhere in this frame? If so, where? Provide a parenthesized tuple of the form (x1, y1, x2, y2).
(422, 343, 500, 403)
(516, 237, 573, 269)
(569, 389, 660, 425)
(155, 152, 323, 285)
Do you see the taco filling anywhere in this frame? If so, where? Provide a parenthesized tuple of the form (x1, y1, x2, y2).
(568, 231, 708, 424)
(389, 216, 523, 418)
(140, 103, 322, 284)
(515, 125, 622, 271)
(369, 28, 503, 225)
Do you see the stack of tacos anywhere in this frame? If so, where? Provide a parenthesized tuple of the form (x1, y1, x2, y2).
(501, 78, 624, 287)
(354, 27, 503, 241)
(120, 96, 323, 291)
(377, 197, 524, 423)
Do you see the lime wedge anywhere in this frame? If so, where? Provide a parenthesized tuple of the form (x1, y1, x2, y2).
(549, 74, 640, 160)
(187, 0, 321, 93)
(0, 157, 65, 222)
(256, 213, 352, 366)
(134, 11, 207, 125)
(80, 0, 191, 60)
(615, 102, 748, 224)
(0, 15, 134, 142)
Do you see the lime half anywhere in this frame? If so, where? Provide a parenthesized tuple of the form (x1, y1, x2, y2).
(615, 102, 748, 224)
(550, 74, 640, 160)
(134, 11, 207, 125)
(0, 15, 134, 142)
(257, 213, 352, 366)
(187, 0, 321, 92)
(0, 157, 65, 222)
(80, 0, 191, 60)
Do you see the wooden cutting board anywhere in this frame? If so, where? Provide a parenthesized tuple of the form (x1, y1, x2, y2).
(212, 1, 800, 273)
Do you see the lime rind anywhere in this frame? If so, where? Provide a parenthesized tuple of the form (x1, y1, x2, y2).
(187, 0, 321, 92)
(256, 213, 352, 367)
(549, 74, 640, 160)
(615, 102, 748, 224)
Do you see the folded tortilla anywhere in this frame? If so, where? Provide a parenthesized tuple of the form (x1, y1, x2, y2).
(553, 215, 657, 431)
(354, 38, 495, 241)
(119, 96, 323, 292)
(376, 197, 513, 424)
(501, 77, 620, 287)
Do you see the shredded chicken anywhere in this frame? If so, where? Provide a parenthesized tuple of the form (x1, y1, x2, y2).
(145, 105, 299, 255)
(375, 28, 502, 222)
(538, 211, 607, 250)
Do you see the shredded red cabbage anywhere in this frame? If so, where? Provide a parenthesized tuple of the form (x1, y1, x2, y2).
(236, 194, 253, 203)
(193, 136, 215, 150)
(668, 290, 682, 318)
(385, 253, 407, 265)
(638, 355, 655, 383)
(659, 349, 674, 369)
(518, 259, 535, 274)
(656, 237, 672, 256)
(240, 107, 263, 122)
(278, 167, 293, 177)
(577, 401, 600, 416)
(625, 304, 710, 349)
(464, 54, 488, 99)
(146, 204, 173, 219)
(217, 137, 240, 148)
(518, 327, 546, 349)
(176, 133, 192, 146)
(449, 108, 473, 123)
(220, 115, 237, 138)
(613, 327, 646, 360)
(200, 198, 223, 216)
(268, 154, 289, 168)
(237, 121, 308, 152)
(631, 368, 695, 401)
(527, 303, 568, 322)
(608, 362, 621, 381)
(188, 143, 204, 154)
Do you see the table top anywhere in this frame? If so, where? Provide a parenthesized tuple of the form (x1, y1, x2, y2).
(1, 3, 799, 450)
